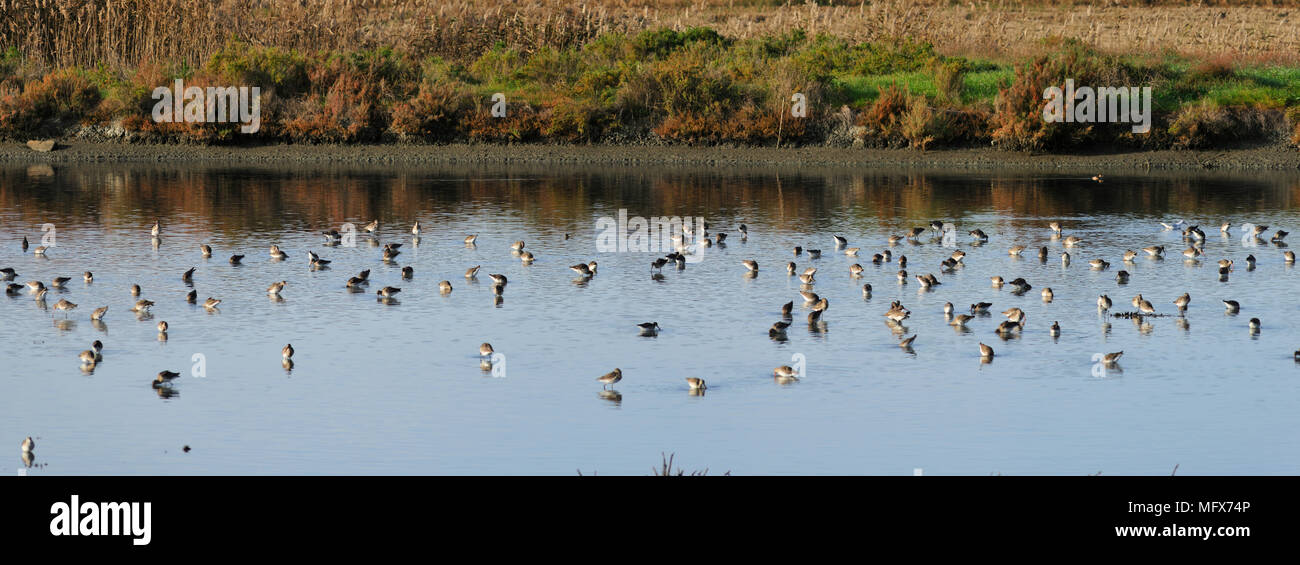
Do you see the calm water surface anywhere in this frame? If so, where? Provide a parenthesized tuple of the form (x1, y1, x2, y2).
(3, 162, 1300, 475)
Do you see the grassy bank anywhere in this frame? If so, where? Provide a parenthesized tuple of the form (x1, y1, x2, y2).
(1, 6, 1298, 151)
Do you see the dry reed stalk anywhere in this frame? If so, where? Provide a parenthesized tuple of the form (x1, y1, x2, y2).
(1, 1, 1297, 72)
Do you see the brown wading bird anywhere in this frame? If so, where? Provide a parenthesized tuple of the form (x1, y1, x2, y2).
(52, 299, 77, 317)
(597, 368, 622, 389)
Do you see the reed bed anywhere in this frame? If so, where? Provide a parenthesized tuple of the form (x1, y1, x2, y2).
(3, 0, 1300, 71)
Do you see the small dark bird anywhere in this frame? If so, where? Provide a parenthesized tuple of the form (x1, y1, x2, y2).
(153, 370, 181, 387)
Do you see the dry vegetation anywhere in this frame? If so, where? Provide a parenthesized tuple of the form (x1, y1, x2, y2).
(0, 0, 1297, 150)
(4, 0, 1299, 68)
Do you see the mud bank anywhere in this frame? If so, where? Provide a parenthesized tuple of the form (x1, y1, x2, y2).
(2, 141, 1299, 172)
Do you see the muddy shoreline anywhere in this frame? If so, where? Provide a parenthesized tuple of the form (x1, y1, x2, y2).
(3, 141, 1299, 172)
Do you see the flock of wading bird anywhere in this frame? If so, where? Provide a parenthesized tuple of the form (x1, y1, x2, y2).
(5, 214, 1300, 418)
(736, 218, 1295, 383)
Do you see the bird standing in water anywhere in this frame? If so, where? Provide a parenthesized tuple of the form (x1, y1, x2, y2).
(597, 368, 623, 389)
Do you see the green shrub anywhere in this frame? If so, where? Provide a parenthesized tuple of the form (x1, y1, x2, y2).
(206, 41, 310, 97)
(932, 60, 967, 106)
(634, 27, 728, 59)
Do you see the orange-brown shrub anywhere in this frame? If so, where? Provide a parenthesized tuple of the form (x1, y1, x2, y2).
(390, 82, 470, 138)
(855, 83, 910, 147)
(0, 68, 100, 135)
(651, 102, 808, 145)
(1168, 102, 1285, 149)
(1189, 55, 1237, 82)
(282, 70, 384, 142)
(464, 103, 544, 142)
(1288, 107, 1300, 148)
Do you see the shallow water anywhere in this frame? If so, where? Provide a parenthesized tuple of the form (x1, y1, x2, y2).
(3, 162, 1300, 475)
